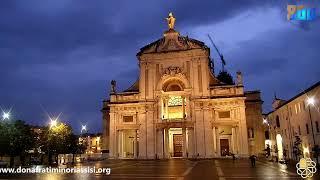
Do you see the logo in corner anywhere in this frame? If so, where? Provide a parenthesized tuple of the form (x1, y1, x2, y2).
(296, 158, 317, 178)
(287, 5, 316, 21)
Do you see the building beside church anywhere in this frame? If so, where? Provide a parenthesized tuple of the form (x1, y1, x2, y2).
(78, 133, 103, 154)
(264, 81, 320, 161)
(102, 13, 264, 159)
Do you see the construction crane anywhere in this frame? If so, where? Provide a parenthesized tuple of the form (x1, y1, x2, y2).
(207, 34, 226, 72)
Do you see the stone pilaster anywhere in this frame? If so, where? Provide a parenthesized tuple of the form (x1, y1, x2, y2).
(138, 112, 147, 159)
(231, 127, 235, 153)
(182, 127, 187, 158)
(156, 129, 164, 159)
(213, 127, 217, 156)
(164, 128, 169, 158)
(187, 128, 194, 158)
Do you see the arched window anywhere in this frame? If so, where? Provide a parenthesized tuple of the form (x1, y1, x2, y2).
(166, 84, 182, 91)
(276, 116, 280, 128)
(162, 79, 185, 92)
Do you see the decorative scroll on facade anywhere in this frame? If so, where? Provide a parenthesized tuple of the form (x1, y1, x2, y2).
(162, 66, 184, 76)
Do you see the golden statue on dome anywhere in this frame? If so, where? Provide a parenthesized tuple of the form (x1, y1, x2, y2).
(166, 12, 176, 29)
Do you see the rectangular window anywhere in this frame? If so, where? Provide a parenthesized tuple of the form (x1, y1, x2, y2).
(145, 69, 149, 96)
(218, 111, 231, 118)
(265, 131, 270, 139)
(290, 107, 292, 116)
(316, 121, 319, 133)
(123, 116, 133, 122)
(276, 116, 280, 128)
(198, 64, 202, 92)
(298, 125, 301, 135)
(156, 64, 160, 82)
(187, 61, 190, 79)
(306, 123, 309, 134)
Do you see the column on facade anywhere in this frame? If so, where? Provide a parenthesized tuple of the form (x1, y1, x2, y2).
(185, 96, 191, 118)
(213, 126, 217, 155)
(161, 97, 164, 119)
(134, 129, 138, 158)
(138, 113, 146, 159)
(187, 127, 194, 158)
(186, 96, 191, 118)
(235, 126, 240, 154)
(240, 106, 249, 156)
(164, 128, 169, 158)
(231, 127, 235, 153)
(165, 98, 169, 119)
(216, 127, 220, 156)
(109, 112, 115, 158)
(182, 96, 186, 119)
(118, 130, 124, 158)
(182, 127, 187, 157)
(156, 128, 164, 159)
(158, 98, 161, 120)
(117, 130, 120, 158)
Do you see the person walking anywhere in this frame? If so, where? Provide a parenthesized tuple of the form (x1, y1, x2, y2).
(249, 155, 257, 167)
(232, 153, 236, 163)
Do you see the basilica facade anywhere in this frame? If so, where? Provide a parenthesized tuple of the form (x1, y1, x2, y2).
(102, 14, 264, 159)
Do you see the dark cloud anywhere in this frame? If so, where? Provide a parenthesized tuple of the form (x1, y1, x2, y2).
(226, 21, 320, 111)
(0, 0, 319, 133)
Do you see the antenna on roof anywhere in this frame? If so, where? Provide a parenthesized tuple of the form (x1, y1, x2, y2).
(207, 34, 226, 72)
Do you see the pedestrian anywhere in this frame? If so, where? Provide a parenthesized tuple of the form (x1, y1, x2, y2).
(249, 155, 257, 167)
(232, 153, 236, 162)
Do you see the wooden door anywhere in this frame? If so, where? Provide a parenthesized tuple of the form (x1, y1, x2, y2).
(173, 134, 183, 157)
(220, 139, 229, 156)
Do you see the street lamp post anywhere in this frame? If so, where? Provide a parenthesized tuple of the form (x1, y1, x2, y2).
(81, 125, 87, 134)
(2, 112, 10, 120)
(50, 119, 58, 128)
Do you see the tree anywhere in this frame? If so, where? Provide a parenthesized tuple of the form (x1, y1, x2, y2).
(293, 135, 303, 160)
(0, 121, 10, 158)
(41, 123, 74, 165)
(217, 71, 234, 85)
(66, 134, 87, 164)
(0, 120, 35, 167)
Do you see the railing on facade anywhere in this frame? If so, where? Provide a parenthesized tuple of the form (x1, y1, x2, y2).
(161, 118, 187, 122)
(156, 117, 193, 129)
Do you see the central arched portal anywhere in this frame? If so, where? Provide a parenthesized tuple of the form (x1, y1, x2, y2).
(157, 76, 192, 158)
(160, 78, 188, 120)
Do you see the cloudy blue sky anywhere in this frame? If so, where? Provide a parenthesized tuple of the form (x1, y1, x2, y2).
(0, 0, 319, 133)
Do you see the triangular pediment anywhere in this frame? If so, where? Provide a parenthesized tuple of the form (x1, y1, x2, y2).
(137, 30, 208, 56)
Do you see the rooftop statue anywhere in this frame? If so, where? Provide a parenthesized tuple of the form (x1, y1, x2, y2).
(166, 12, 176, 29)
